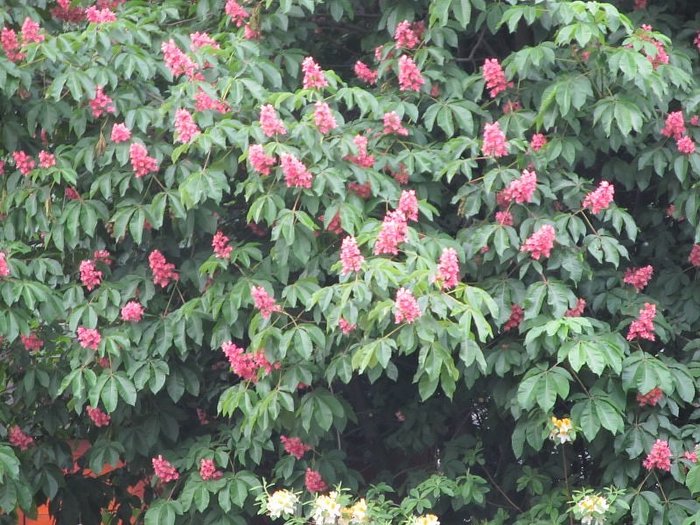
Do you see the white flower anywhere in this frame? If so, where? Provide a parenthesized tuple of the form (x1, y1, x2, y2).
(575, 494, 609, 525)
(266, 489, 299, 519)
(312, 491, 343, 525)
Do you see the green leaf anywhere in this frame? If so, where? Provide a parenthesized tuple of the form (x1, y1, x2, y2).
(145, 500, 182, 525)
(687, 465, 700, 495)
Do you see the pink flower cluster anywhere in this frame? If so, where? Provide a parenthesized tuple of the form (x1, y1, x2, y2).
(503, 304, 523, 331)
(0, 252, 9, 278)
(340, 236, 364, 275)
(52, 0, 86, 23)
(349, 137, 376, 169)
(374, 190, 418, 255)
(482, 58, 508, 98)
(80, 259, 103, 291)
(394, 20, 424, 49)
(280, 153, 313, 189)
(152, 455, 179, 483)
(77, 327, 101, 350)
(195, 89, 230, 113)
(383, 112, 409, 136)
(13, 151, 35, 175)
(1, 27, 24, 62)
(374, 210, 409, 255)
(677, 136, 695, 155)
(302, 56, 328, 89)
(244, 25, 261, 40)
(221, 342, 278, 382)
(86, 406, 111, 427)
(354, 61, 378, 84)
(65, 187, 80, 200)
(21, 333, 43, 352)
(623, 265, 653, 292)
(251, 286, 282, 319)
(482, 122, 508, 157)
(260, 104, 287, 137)
(496, 210, 513, 226)
(582, 181, 615, 214)
(690, 244, 700, 267)
(90, 86, 116, 118)
(248, 144, 276, 176)
(8, 426, 34, 451)
(398, 190, 419, 221)
(521, 224, 556, 260)
(637, 387, 663, 407)
(161, 39, 199, 79)
(394, 287, 421, 324)
(323, 213, 343, 234)
(349, 182, 372, 199)
(398, 55, 424, 92)
(190, 32, 219, 50)
(281, 435, 312, 459)
(339, 318, 356, 334)
(86, 6, 117, 23)
(530, 133, 547, 152)
(436, 247, 460, 289)
(660, 111, 696, 154)
(199, 458, 222, 480)
(21, 18, 44, 43)
(639, 25, 669, 69)
(39, 151, 56, 169)
(93, 249, 111, 265)
(314, 102, 337, 134)
(121, 301, 144, 322)
(643, 439, 671, 471)
(565, 298, 586, 317)
(305, 468, 328, 493)
(498, 169, 537, 205)
(129, 143, 159, 178)
(174, 109, 200, 143)
(627, 302, 656, 341)
(346, 135, 375, 168)
(212, 230, 233, 259)
(661, 111, 686, 139)
(149, 250, 178, 288)
(111, 123, 131, 143)
(225, 0, 250, 27)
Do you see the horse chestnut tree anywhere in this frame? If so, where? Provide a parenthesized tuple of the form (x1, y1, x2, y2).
(2, 0, 700, 524)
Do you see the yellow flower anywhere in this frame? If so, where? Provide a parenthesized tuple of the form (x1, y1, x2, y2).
(549, 416, 575, 444)
(340, 498, 368, 524)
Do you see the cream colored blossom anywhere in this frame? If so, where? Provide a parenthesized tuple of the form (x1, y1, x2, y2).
(266, 489, 299, 519)
(574, 493, 610, 525)
(312, 491, 342, 525)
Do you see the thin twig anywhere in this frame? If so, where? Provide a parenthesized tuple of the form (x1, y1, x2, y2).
(563, 445, 574, 525)
(478, 463, 524, 513)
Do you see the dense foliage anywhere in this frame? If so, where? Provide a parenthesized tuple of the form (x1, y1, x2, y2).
(4, 0, 700, 523)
